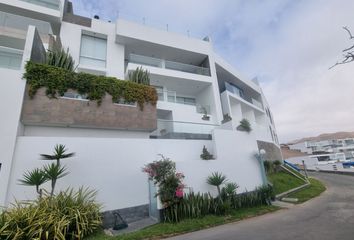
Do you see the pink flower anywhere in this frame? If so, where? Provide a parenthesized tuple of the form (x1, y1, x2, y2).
(175, 188, 184, 198)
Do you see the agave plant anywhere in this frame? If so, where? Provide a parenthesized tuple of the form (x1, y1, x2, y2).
(19, 168, 48, 197)
(207, 172, 227, 197)
(128, 66, 150, 85)
(43, 163, 69, 197)
(40, 144, 75, 166)
(45, 47, 75, 71)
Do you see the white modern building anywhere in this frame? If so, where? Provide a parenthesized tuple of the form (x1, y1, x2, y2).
(0, 0, 281, 223)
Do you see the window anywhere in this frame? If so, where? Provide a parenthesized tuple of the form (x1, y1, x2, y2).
(176, 96, 196, 105)
(80, 34, 107, 68)
(225, 82, 244, 98)
(115, 98, 136, 107)
(61, 92, 88, 100)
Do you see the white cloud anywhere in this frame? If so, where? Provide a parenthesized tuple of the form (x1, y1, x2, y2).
(71, 0, 354, 142)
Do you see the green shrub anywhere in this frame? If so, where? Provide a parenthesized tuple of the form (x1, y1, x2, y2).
(23, 62, 157, 110)
(200, 145, 214, 160)
(142, 155, 185, 207)
(163, 185, 274, 223)
(264, 160, 274, 174)
(237, 118, 252, 133)
(128, 66, 150, 85)
(0, 188, 101, 240)
(45, 47, 75, 71)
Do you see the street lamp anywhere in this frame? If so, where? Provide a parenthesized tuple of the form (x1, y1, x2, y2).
(258, 149, 267, 185)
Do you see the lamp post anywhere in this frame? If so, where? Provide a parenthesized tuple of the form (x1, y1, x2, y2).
(258, 149, 268, 185)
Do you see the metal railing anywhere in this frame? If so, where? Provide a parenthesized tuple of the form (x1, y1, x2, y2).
(129, 53, 210, 76)
(0, 46, 23, 70)
(20, 0, 60, 10)
(150, 119, 218, 138)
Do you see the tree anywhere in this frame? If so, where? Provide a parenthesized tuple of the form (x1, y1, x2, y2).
(206, 172, 227, 197)
(330, 26, 354, 69)
(40, 144, 75, 166)
(19, 168, 48, 198)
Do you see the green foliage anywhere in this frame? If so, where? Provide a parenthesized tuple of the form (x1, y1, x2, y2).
(19, 144, 74, 197)
(264, 160, 274, 174)
(142, 155, 185, 207)
(287, 178, 326, 203)
(40, 144, 75, 165)
(43, 163, 69, 197)
(18, 168, 48, 196)
(237, 118, 252, 133)
(0, 188, 101, 240)
(23, 62, 157, 110)
(268, 171, 305, 195)
(206, 172, 227, 196)
(221, 182, 239, 197)
(128, 66, 150, 85)
(200, 145, 214, 160)
(163, 185, 275, 223)
(45, 47, 75, 71)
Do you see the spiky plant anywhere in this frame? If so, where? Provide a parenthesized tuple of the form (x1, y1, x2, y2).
(43, 163, 69, 197)
(223, 182, 239, 196)
(200, 145, 214, 160)
(237, 118, 252, 133)
(45, 47, 75, 71)
(207, 172, 227, 197)
(19, 168, 48, 197)
(128, 66, 150, 85)
(40, 144, 75, 166)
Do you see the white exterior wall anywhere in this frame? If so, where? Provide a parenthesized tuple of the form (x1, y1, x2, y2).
(60, 21, 125, 79)
(6, 132, 263, 211)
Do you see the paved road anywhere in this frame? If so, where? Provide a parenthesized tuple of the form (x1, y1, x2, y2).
(167, 172, 354, 240)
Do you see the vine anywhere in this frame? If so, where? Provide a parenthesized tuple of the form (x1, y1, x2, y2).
(23, 62, 157, 110)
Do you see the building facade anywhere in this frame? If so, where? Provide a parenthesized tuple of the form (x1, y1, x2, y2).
(0, 0, 280, 220)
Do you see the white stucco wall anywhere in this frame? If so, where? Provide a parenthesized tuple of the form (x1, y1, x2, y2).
(6, 128, 264, 211)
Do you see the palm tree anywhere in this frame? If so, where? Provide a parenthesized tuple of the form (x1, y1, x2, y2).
(19, 168, 48, 197)
(40, 144, 75, 166)
(43, 163, 69, 197)
(207, 172, 227, 197)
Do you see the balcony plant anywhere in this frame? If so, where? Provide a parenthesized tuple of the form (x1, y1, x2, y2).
(200, 106, 210, 121)
(221, 113, 232, 124)
(129, 66, 150, 85)
(24, 62, 157, 110)
(200, 145, 214, 160)
(237, 118, 252, 133)
(45, 47, 75, 72)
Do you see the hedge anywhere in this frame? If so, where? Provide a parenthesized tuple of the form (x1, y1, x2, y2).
(23, 62, 157, 110)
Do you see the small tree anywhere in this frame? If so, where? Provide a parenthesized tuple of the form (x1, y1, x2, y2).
(19, 144, 75, 197)
(237, 118, 252, 133)
(200, 145, 214, 160)
(19, 168, 48, 198)
(330, 26, 354, 69)
(129, 66, 150, 85)
(206, 172, 227, 197)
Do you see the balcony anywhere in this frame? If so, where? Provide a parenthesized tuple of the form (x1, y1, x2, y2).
(225, 82, 263, 110)
(0, 46, 23, 70)
(129, 54, 210, 76)
(20, 0, 60, 10)
(150, 119, 218, 140)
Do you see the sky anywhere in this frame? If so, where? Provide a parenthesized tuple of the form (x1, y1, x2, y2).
(71, 0, 354, 143)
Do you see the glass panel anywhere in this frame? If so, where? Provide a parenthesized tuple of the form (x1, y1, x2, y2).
(80, 35, 107, 67)
(150, 120, 218, 138)
(20, 0, 60, 10)
(165, 60, 209, 76)
(129, 54, 162, 68)
(115, 98, 136, 106)
(0, 46, 23, 69)
(62, 92, 88, 100)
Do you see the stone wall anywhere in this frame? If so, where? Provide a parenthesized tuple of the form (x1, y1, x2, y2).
(21, 87, 157, 131)
(257, 140, 283, 161)
(101, 204, 149, 228)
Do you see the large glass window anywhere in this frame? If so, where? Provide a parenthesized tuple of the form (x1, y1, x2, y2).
(80, 34, 107, 68)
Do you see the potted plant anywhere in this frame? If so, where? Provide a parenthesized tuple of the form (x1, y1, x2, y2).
(221, 113, 232, 124)
(237, 118, 252, 133)
(201, 106, 210, 121)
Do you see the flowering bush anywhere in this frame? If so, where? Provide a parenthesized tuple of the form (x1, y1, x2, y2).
(143, 155, 185, 207)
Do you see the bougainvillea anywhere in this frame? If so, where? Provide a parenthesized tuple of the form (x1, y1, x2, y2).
(143, 155, 185, 207)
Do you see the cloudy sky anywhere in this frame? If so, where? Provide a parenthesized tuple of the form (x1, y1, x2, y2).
(71, 0, 354, 143)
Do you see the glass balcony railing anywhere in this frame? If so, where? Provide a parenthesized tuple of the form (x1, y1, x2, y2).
(129, 53, 210, 76)
(20, 0, 60, 10)
(156, 89, 211, 114)
(150, 119, 218, 139)
(0, 46, 23, 70)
